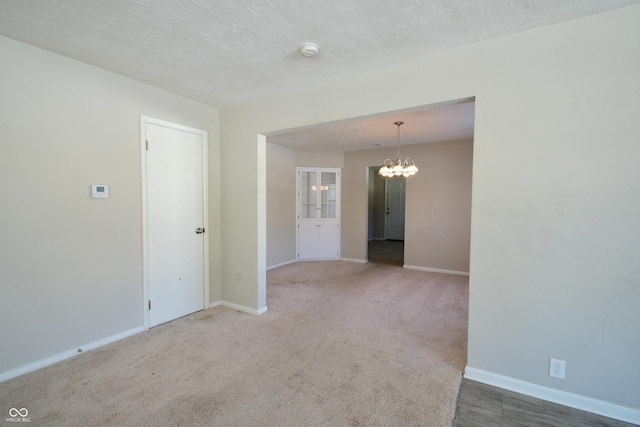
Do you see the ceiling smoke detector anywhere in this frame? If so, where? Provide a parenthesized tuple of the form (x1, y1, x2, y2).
(300, 42, 320, 58)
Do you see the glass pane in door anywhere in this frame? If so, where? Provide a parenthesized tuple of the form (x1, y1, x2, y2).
(300, 171, 317, 219)
(320, 172, 336, 218)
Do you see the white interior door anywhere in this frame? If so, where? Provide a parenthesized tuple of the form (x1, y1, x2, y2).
(145, 120, 206, 327)
(385, 178, 406, 240)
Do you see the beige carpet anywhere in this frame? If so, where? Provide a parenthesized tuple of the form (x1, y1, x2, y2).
(0, 261, 468, 426)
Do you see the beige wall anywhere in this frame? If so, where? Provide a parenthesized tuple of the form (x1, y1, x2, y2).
(405, 139, 473, 272)
(266, 142, 296, 268)
(0, 36, 220, 377)
(295, 149, 345, 169)
(221, 5, 640, 415)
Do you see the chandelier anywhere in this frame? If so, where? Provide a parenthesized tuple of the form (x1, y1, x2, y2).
(378, 121, 419, 178)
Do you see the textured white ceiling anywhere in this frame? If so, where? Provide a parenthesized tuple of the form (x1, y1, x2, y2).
(1, 0, 637, 151)
(266, 99, 476, 151)
(1, 0, 637, 110)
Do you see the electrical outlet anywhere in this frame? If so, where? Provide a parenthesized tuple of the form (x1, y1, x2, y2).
(549, 358, 566, 379)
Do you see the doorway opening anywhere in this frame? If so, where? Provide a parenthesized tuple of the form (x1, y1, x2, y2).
(367, 167, 405, 266)
(264, 98, 474, 388)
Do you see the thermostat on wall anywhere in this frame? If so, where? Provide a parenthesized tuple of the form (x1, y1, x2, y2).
(91, 185, 109, 198)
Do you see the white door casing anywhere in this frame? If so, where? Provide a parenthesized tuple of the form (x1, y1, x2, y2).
(141, 116, 209, 329)
(385, 178, 406, 240)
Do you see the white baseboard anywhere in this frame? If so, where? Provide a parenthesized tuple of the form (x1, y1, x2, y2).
(340, 257, 367, 263)
(403, 264, 469, 276)
(0, 301, 269, 383)
(464, 367, 640, 425)
(208, 300, 268, 315)
(266, 259, 297, 270)
(0, 326, 144, 383)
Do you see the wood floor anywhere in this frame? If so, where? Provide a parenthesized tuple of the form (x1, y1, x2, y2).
(452, 379, 638, 427)
(367, 239, 404, 266)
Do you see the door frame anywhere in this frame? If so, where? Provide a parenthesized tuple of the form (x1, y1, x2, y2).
(140, 115, 209, 330)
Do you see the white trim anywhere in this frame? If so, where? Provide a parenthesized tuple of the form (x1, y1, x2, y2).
(140, 116, 209, 330)
(202, 126, 210, 325)
(0, 327, 144, 383)
(340, 257, 368, 264)
(140, 116, 150, 329)
(403, 264, 469, 276)
(267, 259, 297, 270)
(208, 300, 268, 316)
(464, 367, 640, 425)
(257, 134, 268, 315)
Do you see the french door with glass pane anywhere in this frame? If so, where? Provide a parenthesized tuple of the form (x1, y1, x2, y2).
(296, 168, 341, 260)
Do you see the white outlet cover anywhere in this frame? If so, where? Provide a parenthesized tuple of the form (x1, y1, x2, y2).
(549, 357, 566, 379)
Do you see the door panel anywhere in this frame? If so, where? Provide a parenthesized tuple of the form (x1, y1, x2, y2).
(320, 172, 337, 219)
(300, 171, 318, 219)
(147, 123, 205, 327)
(385, 178, 406, 240)
(318, 221, 340, 259)
(298, 221, 319, 260)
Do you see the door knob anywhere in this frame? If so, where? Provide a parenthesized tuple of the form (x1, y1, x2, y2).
(195, 227, 205, 234)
